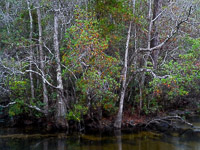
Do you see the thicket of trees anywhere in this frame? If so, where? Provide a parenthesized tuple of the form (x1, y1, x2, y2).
(0, 0, 199, 129)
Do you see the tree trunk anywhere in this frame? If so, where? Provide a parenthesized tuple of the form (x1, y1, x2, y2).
(54, 10, 67, 128)
(114, 22, 131, 129)
(27, 0, 35, 100)
(138, 0, 153, 112)
(36, 1, 49, 114)
(139, 55, 148, 112)
(151, 0, 162, 69)
(5, 1, 10, 33)
(132, 0, 138, 69)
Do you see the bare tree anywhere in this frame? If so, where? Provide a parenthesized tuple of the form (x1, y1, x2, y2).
(54, 6, 67, 127)
(131, 0, 193, 111)
(26, 0, 35, 100)
(114, 22, 132, 129)
(36, 0, 48, 114)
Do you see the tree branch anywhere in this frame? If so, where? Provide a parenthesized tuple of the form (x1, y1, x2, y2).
(138, 6, 192, 53)
(0, 101, 45, 114)
(0, 102, 16, 108)
(145, 115, 194, 128)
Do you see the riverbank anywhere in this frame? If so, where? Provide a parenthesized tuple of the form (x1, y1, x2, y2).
(1, 107, 199, 135)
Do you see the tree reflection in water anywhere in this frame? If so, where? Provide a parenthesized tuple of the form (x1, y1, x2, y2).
(57, 139, 65, 150)
(115, 130, 122, 150)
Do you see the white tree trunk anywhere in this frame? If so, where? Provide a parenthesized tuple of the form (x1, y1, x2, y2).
(27, 0, 35, 100)
(36, 1, 48, 114)
(114, 22, 132, 129)
(132, 0, 138, 69)
(54, 10, 67, 126)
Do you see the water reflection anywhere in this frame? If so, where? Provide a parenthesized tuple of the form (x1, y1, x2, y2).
(114, 130, 122, 150)
(57, 139, 65, 150)
(1, 130, 200, 150)
(43, 140, 48, 150)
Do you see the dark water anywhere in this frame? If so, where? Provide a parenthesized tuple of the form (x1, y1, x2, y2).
(1, 129, 200, 150)
(1, 116, 200, 150)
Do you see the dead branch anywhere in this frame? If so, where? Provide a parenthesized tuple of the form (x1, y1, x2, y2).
(0, 101, 45, 114)
(138, 6, 192, 53)
(145, 115, 194, 128)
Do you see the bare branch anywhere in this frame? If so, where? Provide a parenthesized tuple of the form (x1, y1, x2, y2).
(61, 64, 77, 80)
(136, 68, 171, 79)
(125, 68, 171, 90)
(23, 70, 58, 89)
(138, 6, 192, 53)
(24, 103, 45, 114)
(0, 102, 16, 108)
(145, 115, 194, 128)
(0, 101, 45, 114)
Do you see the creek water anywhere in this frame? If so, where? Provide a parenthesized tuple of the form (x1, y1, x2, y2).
(1, 116, 200, 150)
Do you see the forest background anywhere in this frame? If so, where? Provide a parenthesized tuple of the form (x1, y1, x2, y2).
(0, 0, 199, 129)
